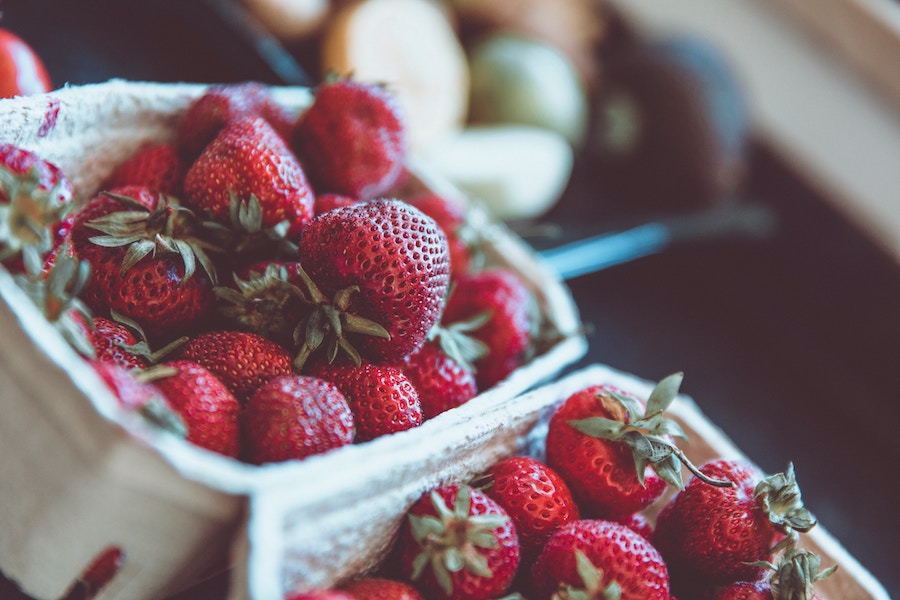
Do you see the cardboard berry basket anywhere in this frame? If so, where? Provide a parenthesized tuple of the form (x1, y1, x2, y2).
(342, 364, 888, 600)
(0, 80, 588, 600)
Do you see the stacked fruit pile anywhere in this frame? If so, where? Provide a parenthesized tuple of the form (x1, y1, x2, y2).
(0, 77, 557, 467)
(289, 374, 835, 599)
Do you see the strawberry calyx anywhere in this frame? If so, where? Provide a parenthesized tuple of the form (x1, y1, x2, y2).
(755, 463, 818, 552)
(13, 240, 96, 358)
(408, 485, 509, 596)
(202, 190, 298, 260)
(86, 192, 219, 284)
(567, 373, 733, 489)
(130, 364, 190, 437)
(214, 263, 307, 341)
(552, 550, 623, 600)
(0, 164, 73, 268)
(751, 547, 837, 600)
(289, 263, 390, 370)
(107, 310, 187, 365)
(428, 310, 490, 373)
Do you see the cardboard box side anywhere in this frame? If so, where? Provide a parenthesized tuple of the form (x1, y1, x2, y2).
(0, 269, 247, 599)
(237, 364, 889, 599)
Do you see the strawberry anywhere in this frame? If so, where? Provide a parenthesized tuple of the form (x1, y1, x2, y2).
(69, 186, 218, 343)
(441, 268, 534, 390)
(58, 545, 126, 600)
(177, 81, 294, 159)
(84, 315, 150, 370)
(172, 330, 294, 402)
(480, 455, 581, 562)
(91, 361, 187, 436)
(103, 141, 185, 196)
(294, 198, 450, 365)
(241, 374, 355, 464)
(0, 143, 74, 273)
(711, 548, 836, 600)
(544, 374, 727, 519)
(339, 577, 424, 599)
(531, 519, 670, 600)
(404, 191, 473, 277)
(617, 511, 654, 541)
(397, 484, 519, 600)
(183, 114, 315, 241)
(285, 592, 356, 600)
(308, 361, 423, 442)
(652, 459, 817, 588)
(314, 192, 357, 215)
(292, 78, 407, 200)
(79, 309, 187, 370)
(397, 341, 478, 419)
(143, 360, 242, 457)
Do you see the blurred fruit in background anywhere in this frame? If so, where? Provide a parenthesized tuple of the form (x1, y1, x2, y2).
(319, 0, 470, 155)
(589, 35, 751, 211)
(423, 125, 573, 221)
(468, 33, 590, 147)
(241, 0, 332, 41)
(239, 0, 750, 220)
(448, 0, 605, 85)
(0, 28, 53, 98)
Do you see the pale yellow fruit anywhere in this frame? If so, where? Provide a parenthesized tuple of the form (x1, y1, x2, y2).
(320, 0, 470, 155)
(422, 125, 574, 221)
(242, 0, 331, 41)
(469, 33, 590, 146)
(450, 0, 604, 83)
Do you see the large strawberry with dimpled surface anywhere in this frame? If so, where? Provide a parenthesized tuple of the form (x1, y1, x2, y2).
(294, 198, 450, 365)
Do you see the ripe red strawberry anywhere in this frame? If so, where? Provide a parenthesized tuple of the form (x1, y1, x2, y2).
(91, 361, 187, 436)
(145, 360, 242, 457)
(294, 198, 450, 365)
(183, 114, 315, 240)
(441, 268, 534, 390)
(84, 315, 150, 370)
(531, 519, 670, 600)
(308, 361, 423, 442)
(69, 186, 217, 342)
(404, 191, 473, 277)
(397, 342, 477, 419)
(178, 81, 294, 159)
(292, 78, 407, 200)
(58, 545, 126, 600)
(1, 143, 74, 273)
(653, 459, 817, 588)
(617, 511, 654, 541)
(544, 374, 725, 520)
(284, 592, 356, 600)
(314, 192, 357, 215)
(173, 330, 294, 402)
(481, 455, 581, 562)
(397, 484, 519, 600)
(711, 548, 836, 600)
(339, 577, 424, 599)
(103, 141, 185, 196)
(241, 374, 355, 464)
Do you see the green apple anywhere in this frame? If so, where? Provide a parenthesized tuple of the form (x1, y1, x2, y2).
(468, 33, 590, 147)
